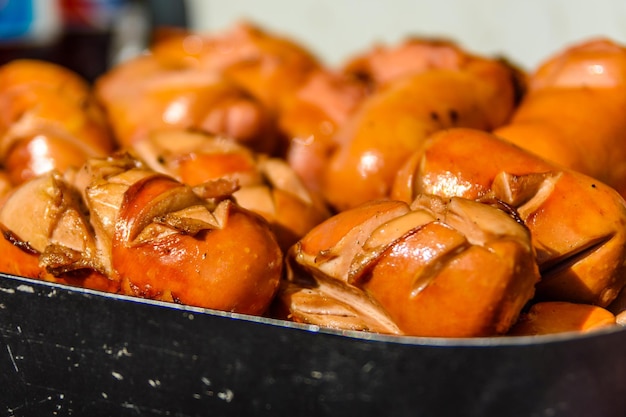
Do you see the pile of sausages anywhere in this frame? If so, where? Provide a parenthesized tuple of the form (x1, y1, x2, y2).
(1, 21, 625, 338)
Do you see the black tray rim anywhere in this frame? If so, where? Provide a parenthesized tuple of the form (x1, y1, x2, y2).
(1, 271, 623, 349)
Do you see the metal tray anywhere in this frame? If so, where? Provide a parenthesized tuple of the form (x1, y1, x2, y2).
(1, 272, 625, 417)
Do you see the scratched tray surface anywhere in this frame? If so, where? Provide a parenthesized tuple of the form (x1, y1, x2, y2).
(1, 273, 626, 417)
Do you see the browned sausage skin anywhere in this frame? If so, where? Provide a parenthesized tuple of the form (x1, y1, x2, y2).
(495, 38, 626, 198)
(320, 39, 524, 211)
(392, 127, 626, 307)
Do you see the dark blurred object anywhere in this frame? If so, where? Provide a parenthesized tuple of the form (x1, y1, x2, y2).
(0, 0, 189, 83)
(57, 0, 145, 82)
(0, 0, 63, 64)
(145, 0, 188, 32)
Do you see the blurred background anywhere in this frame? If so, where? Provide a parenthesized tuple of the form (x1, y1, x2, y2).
(189, 0, 626, 69)
(2, 0, 626, 81)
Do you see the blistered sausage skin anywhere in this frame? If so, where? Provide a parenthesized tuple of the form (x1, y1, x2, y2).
(0, 171, 120, 293)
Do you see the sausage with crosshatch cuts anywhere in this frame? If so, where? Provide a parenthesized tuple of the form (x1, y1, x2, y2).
(273, 195, 540, 337)
(130, 129, 331, 251)
(392, 127, 626, 308)
(0, 153, 283, 315)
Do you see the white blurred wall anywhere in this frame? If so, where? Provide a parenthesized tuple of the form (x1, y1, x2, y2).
(186, 0, 626, 70)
